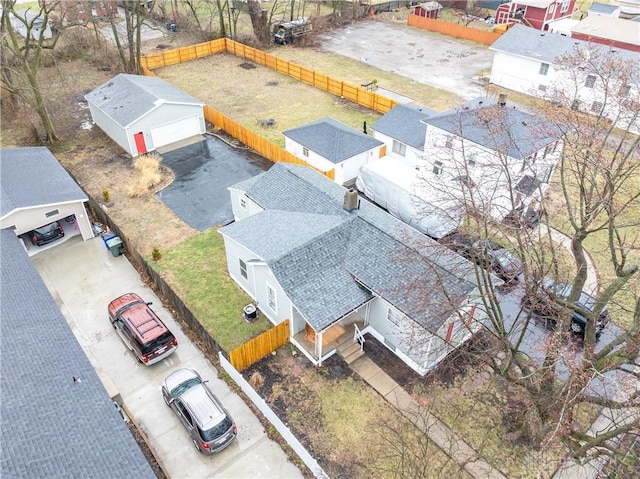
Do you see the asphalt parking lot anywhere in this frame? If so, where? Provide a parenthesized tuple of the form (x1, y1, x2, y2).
(156, 136, 272, 231)
(318, 20, 495, 100)
(32, 236, 303, 479)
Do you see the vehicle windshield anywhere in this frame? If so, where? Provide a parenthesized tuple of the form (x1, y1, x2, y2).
(35, 222, 60, 233)
(171, 377, 201, 397)
(201, 415, 233, 442)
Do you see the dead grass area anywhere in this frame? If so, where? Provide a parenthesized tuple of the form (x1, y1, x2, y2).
(155, 53, 381, 147)
(244, 348, 471, 479)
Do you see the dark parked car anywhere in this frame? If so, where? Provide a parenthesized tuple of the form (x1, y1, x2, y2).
(108, 293, 178, 365)
(503, 206, 542, 229)
(470, 239, 523, 281)
(29, 221, 65, 246)
(162, 368, 237, 454)
(521, 279, 611, 338)
(437, 232, 480, 257)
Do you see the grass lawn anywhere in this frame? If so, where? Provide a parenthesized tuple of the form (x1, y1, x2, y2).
(150, 227, 269, 351)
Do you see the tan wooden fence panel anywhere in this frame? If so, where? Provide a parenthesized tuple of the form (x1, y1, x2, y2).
(407, 14, 503, 45)
(228, 320, 290, 371)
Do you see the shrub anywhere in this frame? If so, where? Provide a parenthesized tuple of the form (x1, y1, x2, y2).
(151, 247, 162, 261)
(127, 153, 162, 198)
(102, 189, 111, 202)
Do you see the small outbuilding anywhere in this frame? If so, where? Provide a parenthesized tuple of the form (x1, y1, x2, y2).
(0, 147, 94, 250)
(412, 1, 442, 19)
(86, 73, 205, 157)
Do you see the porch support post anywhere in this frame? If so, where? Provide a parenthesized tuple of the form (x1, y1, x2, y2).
(316, 330, 323, 366)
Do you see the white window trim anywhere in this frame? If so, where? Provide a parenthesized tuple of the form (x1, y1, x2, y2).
(266, 284, 277, 312)
(387, 307, 403, 327)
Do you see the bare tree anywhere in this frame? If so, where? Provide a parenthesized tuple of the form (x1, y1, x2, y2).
(392, 48, 640, 469)
(104, 0, 154, 74)
(1, 0, 61, 142)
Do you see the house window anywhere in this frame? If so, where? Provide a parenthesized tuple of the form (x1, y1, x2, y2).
(571, 99, 581, 111)
(445, 136, 453, 148)
(560, 0, 570, 13)
(549, 3, 555, 13)
(445, 322, 454, 343)
(267, 284, 277, 312)
(467, 158, 476, 168)
(585, 75, 596, 88)
(392, 140, 406, 157)
(302, 147, 309, 157)
(240, 198, 247, 210)
(538, 84, 547, 92)
(591, 101, 603, 113)
(620, 85, 631, 96)
(45, 209, 60, 218)
(387, 308, 402, 327)
(239, 259, 247, 279)
(433, 161, 443, 175)
(539, 63, 549, 76)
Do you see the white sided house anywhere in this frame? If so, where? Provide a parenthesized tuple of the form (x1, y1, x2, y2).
(86, 74, 205, 157)
(371, 103, 437, 165)
(221, 163, 488, 376)
(421, 97, 563, 220)
(489, 25, 640, 134)
(282, 117, 386, 185)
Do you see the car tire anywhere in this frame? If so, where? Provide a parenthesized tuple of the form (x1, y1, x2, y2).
(570, 321, 583, 334)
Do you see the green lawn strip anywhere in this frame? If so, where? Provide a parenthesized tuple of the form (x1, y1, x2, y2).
(150, 227, 268, 351)
(414, 370, 573, 477)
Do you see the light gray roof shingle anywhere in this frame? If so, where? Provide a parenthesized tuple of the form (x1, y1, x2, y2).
(371, 103, 436, 149)
(490, 24, 640, 63)
(0, 230, 155, 479)
(1, 147, 87, 219)
(85, 73, 203, 127)
(220, 163, 476, 332)
(282, 117, 383, 163)
(424, 97, 561, 159)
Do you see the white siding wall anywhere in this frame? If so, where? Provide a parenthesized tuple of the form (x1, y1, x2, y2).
(490, 52, 558, 96)
(372, 131, 424, 165)
(284, 138, 335, 174)
(335, 147, 383, 185)
(130, 104, 205, 152)
(88, 102, 133, 155)
(229, 189, 264, 221)
(1, 202, 92, 240)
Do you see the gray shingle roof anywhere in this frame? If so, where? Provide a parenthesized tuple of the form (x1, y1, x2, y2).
(588, 3, 619, 14)
(282, 117, 383, 163)
(220, 163, 476, 332)
(424, 97, 561, 159)
(371, 103, 436, 149)
(490, 24, 640, 63)
(85, 73, 203, 128)
(1, 147, 87, 219)
(0, 230, 155, 479)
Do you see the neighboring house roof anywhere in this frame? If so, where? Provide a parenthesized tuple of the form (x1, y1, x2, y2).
(0, 229, 155, 478)
(282, 117, 383, 164)
(511, 0, 555, 7)
(221, 163, 476, 332)
(371, 103, 437, 149)
(490, 24, 640, 63)
(424, 97, 560, 159)
(1, 147, 87, 220)
(85, 73, 203, 128)
(571, 15, 640, 48)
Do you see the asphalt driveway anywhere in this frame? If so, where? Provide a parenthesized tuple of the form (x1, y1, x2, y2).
(156, 135, 272, 231)
(32, 236, 303, 479)
(318, 20, 495, 100)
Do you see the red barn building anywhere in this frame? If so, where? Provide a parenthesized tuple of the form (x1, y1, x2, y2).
(495, 0, 577, 30)
(412, 1, 443, 19)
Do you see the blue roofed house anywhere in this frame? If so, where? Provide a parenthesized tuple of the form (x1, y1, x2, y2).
(282, 117, 386, 185)
(86, 73, 206, 157)
(370, 103, 436, 164)
(220, 163, 489, 375)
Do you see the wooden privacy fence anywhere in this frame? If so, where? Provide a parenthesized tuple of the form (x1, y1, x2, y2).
(229, 320, 290, 371)
(140, 39, 396, 114)
(202, 105, 335, 179)
(407, 14, 503, 46)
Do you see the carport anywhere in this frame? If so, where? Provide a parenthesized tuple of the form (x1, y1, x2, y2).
(0, 147, 93, 253)
(86, 73, 205, 157)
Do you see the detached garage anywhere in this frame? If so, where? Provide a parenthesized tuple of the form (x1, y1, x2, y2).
(0, 147, 94, 250)
(86, 73, 205, 157)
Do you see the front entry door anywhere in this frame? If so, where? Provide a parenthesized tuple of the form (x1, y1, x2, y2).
(134, 132, 147, 155)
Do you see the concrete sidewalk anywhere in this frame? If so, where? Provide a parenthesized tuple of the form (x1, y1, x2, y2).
(350, 356, 507, 479)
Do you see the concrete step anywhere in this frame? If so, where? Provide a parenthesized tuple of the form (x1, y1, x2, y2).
(343, 348, 365, 365)
(338, 340, 361, 357)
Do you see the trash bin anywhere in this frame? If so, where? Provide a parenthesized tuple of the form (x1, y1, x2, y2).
(106, 236, 123, 257)
(102, 231, 117, 250)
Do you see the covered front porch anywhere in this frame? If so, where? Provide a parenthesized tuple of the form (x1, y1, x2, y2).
(292, 312, 366, 365)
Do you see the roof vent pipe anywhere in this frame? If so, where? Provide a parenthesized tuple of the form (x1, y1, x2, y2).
(498, 93, 507, 107)
(344, 188, 359, 212)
